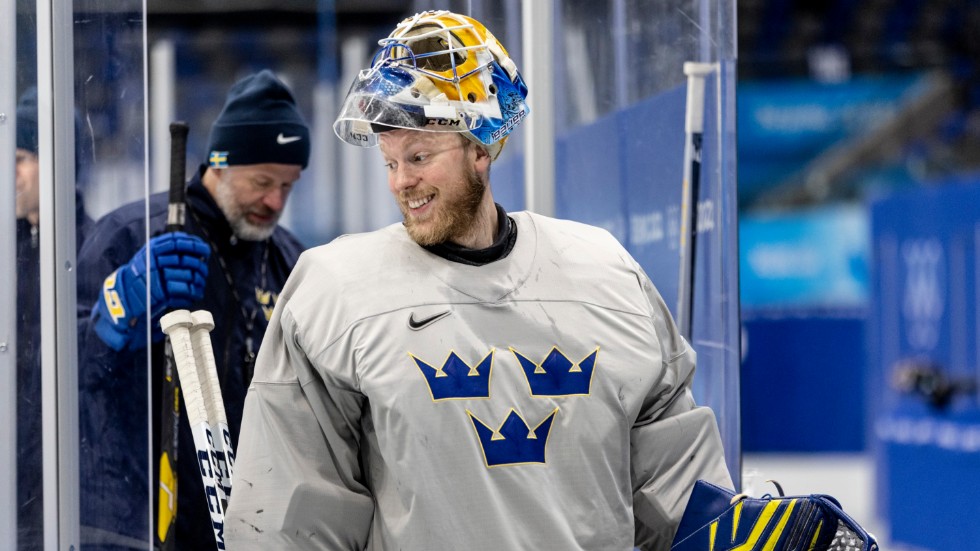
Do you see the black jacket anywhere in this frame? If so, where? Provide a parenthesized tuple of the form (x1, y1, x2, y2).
(17, 196, 93, 551)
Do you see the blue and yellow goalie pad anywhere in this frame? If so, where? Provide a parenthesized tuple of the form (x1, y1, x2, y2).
(670, 480, 878, 551)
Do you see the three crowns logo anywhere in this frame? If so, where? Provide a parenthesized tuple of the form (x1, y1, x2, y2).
(467, 408, 558, 467)
(411, 345, 598, 468)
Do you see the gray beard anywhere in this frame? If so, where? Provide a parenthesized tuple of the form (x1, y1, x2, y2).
(230, 216, 277, 241)
(214, 178, 278, 241)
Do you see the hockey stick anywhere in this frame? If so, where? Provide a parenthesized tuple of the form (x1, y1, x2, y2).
(165, 122, 189, 232)
(189, 310, 234, 508)
(160, 310, 227, 550)
(157, 121, 189, 550)
(675, 63, 713, 341)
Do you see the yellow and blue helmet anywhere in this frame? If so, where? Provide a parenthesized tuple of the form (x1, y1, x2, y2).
(333, 10, 529, 160)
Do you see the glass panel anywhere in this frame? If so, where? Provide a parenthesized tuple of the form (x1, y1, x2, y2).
(554, 0, 741, 484)
(12, 0, 729, 545)
(1, 4, 17, 538)
(80, 9, 334, 549)
(14, 0, 42, 548)
(73, 0, 150, 548)
(142, 24, 319, 551)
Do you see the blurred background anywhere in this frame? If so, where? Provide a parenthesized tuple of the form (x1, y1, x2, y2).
(737, 2, 980, 549)
(8, 0, 980, 549)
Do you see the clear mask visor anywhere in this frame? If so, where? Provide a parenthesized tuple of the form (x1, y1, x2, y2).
(332, 62, 500, 147)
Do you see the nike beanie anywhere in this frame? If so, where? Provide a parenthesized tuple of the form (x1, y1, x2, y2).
(206, 69, 311, 169)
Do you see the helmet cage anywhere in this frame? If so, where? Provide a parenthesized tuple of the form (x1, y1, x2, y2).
(381, 21, 491, 102)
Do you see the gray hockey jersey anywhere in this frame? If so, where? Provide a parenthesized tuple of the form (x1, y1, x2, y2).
(225, 211, 732, 550)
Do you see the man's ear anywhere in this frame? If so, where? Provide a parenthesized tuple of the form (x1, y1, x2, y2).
(473, 142, 491, 172)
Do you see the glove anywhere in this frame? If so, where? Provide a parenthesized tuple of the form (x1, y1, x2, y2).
(670, 480, 879, 551)
(92, 231, 210, 351)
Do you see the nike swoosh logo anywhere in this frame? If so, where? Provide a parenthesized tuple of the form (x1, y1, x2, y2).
(277, 133, 302, 145)
(408, 310, 451, 330)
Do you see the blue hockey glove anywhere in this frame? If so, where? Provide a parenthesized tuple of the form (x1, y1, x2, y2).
(92, 231, 210, 351)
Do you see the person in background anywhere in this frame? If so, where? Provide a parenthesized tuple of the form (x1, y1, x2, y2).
(226, 11, 732, 551)
(14, 86, 94, 550)
(76, 69, 311, 550)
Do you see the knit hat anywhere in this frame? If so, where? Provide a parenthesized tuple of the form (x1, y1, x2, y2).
(206, 70, 311, 169)
(15, 87, 92, 182)
(16, 87, 38, 154)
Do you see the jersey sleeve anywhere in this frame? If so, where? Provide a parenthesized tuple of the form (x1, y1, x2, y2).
(629, 267, 733, 550)
(225, 287, 375, 550)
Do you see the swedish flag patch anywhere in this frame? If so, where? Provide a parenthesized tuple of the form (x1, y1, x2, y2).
(209, 150, 229, 168)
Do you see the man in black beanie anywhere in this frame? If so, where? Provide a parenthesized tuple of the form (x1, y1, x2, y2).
(14, 86, 93, 551)
(75, 70, 310, 550)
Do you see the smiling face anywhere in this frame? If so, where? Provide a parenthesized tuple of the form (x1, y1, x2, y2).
(379, 130, 496, 248)
(205, 163, 302, 241)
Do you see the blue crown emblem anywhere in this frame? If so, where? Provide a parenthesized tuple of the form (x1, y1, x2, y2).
(411, 350, 493, 401)
(467, 408, 558, 467)
(511, 347, 599, 397)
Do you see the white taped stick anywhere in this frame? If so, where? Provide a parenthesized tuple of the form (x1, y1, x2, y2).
(189, 310, 234, 501)
(683, 62, 714, 134)
(160, 310, 227, 550)
(676, 62, 717, 340)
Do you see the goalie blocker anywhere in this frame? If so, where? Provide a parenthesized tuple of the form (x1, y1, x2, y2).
(670, 480, 878, 551)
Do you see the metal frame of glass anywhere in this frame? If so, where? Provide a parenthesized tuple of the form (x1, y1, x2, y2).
(1, 0, 18, 544)
(37, 0, 81, 546)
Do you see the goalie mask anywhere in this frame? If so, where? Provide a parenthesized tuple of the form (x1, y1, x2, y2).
(333, 10, 529, 160)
